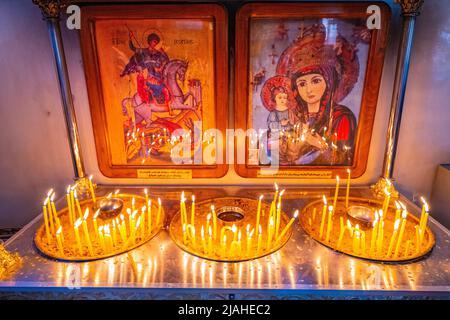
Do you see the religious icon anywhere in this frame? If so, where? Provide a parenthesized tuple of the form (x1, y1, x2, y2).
(235, 3, 390, 178)
(81, 4, 228, 178)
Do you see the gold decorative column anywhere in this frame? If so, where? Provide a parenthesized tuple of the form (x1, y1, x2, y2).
(32, 0, 91, 194)
(372, 0, 425, 198)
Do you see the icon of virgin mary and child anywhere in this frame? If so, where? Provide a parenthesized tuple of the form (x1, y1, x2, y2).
(260, 23, 359, 166)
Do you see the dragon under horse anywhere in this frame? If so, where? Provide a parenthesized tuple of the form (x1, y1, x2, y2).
(122, 59, 201, 128)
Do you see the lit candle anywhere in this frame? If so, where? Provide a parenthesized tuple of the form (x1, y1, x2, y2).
(336, 217, 346, 250)
(415, 225, 420, 254)
(419, 197, 429, 243)
(257, 225, 262, 254)
(66, 186, 74, 226)
(222, 234, 227, 257)
(104, 228, 112, 253)
(93, 209, 99, 239)
(332, 176, 340, 212)
(144, 188, 148, 205)
(180, 191, 186, 226)
(325, 205, 333, 243)
(140, 206, 146, 239)
(237, 230, 242, 257)
(74, 191, 83, 220)
(319, 195, 327, 239)
(387, 219, 401, 257)
(267, 216, 274, 249)
(98, 226, 106, 251)
(256, 195, 263, 232)
(156, 198, 162, 227)
(82, 209, 94, 256)
(182, 224, 187, 244)
(394, 201, 402, 222)
(247, 228, 254, 256)
(50, 193, 58, 231)
(147, 200, 152, 234)
(135, 216, 141, 243)
(42, 200, 51, 243)
(276, 210, 299, 243)
(212, 205, 217, 240)
(394, 210, 408, 257)
(345, 169, 351, 208)
(273, 183, 279, 205)
(130, 211, 137, 244)
(275, 190, 285, 239)
(369, 211, 379, 256)
(208, 226, 213, 255)
(381, 187, 391, 217)
(201, 226, 207, 253)
(88, 175, 96, 204)
(74, 218, 83, 255)
(56, 226, 64, 256)
(360, 230, 366, 255)
(377, 220, 385, 256)
(131, 197, 136, 212)
(312, 208, 317, 222)
(191, 226, 196, 249)
(353, 227, 361, 254)
(112, 219, 118, 246)
(191, 195, 196, 226)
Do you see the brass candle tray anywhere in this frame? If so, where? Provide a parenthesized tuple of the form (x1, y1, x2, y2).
(300, 196, 435, 263)
(169, 197, 293, 262)
(34, 194, 164, 261)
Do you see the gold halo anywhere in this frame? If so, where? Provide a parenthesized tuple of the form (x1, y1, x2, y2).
(141, 28, 165, 49)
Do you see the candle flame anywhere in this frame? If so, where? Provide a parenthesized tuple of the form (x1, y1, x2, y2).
(395, 201, 401, 209)
(136, 216, 141, 228)
(328, 205, 333, 212)
(43, 198, 49, 206)
(394, 219, 401, 230)
(238, 230, 242, 241)
(384, 187, 390, 196)
(50, 193, 55, 202)
(114, 189, 120, 195)
(347, 219, 352, 229)
(420, 197, 429, 212)
(132, 197, 135, 205)
(106, 192, 112, 199)
(246, 224, 250, 232)
(336, 175, 340, 182)
(211, 205, 215, 212)
(56, 226, 62, 235)
(126, 208, 131, 215)
(141, 206, 146, 212)
(144, 189, 148, 195)
(232, 224, 237, 232)
(402, 210, 407, 219)
(274, 182, 279, 191)
(249, 229, 255, 238)
(399, 201, 406, 210)
(192, 195, 195, 202)
(259, 195, 264, 200)
(89, 174, 93, 180)
(74, 218, 82, 228)
(208, 226, 212, 236)
(279, 189, 285, 197)
(293, 210, 299, 219)
(269, 216, 274, 225)
(83, 208, 89, 220)
(258, 225, 262, 234)
(47, 189, 54, 197)
(120, 214, 125, 221)
(322, 195, 327, 205)
(182, 224, 186, 232)
(158, 198, 161, 205)
(207, 213, 211, 221)
(66, 185, 71, 193)
(181, 191, 185, 201)
(347, 168, 351, 174)
(93, 209, 99, 219)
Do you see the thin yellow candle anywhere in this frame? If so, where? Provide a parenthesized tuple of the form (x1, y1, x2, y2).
(232, 224, 238, 242)
(93, 209, 99, 239)
(377, 220, 385, 256)
(332, 176, 340, 212)
(336, 218, 347, 250)
(222, 234, 227, 257)
(201, 226, 207, 253)
(74, 191, 83, 220)
(135, 216, 141, 243)
(182, 224, 187, 244)
(42, 201, 51, 243)
(247, 228, 254, 256)
(419, 197, 429, 242)
(257, 225, 262, 254)
(191, 195, 196, 226)
(273, 182, 279, 206)
(156, 198, 162, 227)
(212, 205, 217, 240)
(66, 186, 74, 226)
(131, 197, 136, 212)
(70, 187, 75, 221)
(45, 196, 54, 234)
(74, 219, 83, 255)
(144, 188, 148, 205)
(325, 205, 333, 243)
(275, 190, 285, 239)
(369, 212, 379, 256)
(312, 208, 317, 222)
(415, 226, 420, 254)
(50, 193, 58, 230)
(353, 228, 361, 254)
(267, 216, 274, 249)
(56, 226, 64, 256)
(147, 199, 152, 234)
(104, 230, 112, 253)
(360, 230, 366, 255)
(256, 195, 263, 232)
(140, 207, 146, 239)
(386, 219, 401, 257)
(98, 226, 106, 251)
(82, 209, 94, 256)
(276, 210, 299, 243)
(237, 230, 242, 257)
(130, 211, 136, 244)
(319, 195, 327, 239)
(208, 226, 213, 255)
(394, 201, 401, 221)
(381, 187, 391, 217)
(112, 220, 118, 245)
(191, 226, 196, 249)
(88, 175, 96, 204)
(345, 169, 351, 208)
(394, 210, 408, 257)
(180, 191, 186, 226)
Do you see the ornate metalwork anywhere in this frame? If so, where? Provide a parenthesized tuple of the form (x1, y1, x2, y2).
(32, 0, 69, 20)
(0, 243, 22, 280)
(395, 0, 425, 17)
